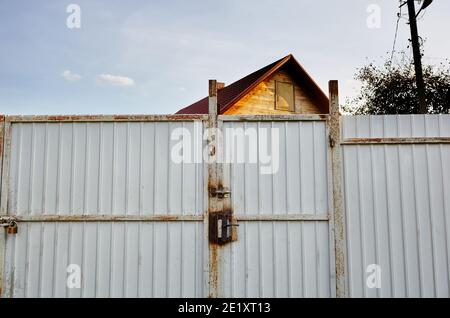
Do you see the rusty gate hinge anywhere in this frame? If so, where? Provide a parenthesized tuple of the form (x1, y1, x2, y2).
(0, 216, 18, 234)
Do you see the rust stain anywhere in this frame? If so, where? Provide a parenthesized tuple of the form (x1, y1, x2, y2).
(208, 243, 219, 297)
(164, 114, 206, 121)
(6, 114, 208, 123)
(209, 145, 216, 157)
(342, 137, 450, 145)
(223, 114, 328, 122)
(46, 115, 93, 121)
(148, 215, 182, 222)
(345, 138, 382, 143)
(11, 214, 202, 222)
(208, 181, 216, 200)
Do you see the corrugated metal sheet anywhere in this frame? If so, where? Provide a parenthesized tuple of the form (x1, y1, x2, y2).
(221, 221, 331, 297)
(223, 121, 329, 215)
(9, 122, 204, 215)
(3, 222, 204, 297)
(3, 121, 206, 298)
(342, 115, 450, 298)
(342, 115, 450, 139)
(221, 121, 332, 297)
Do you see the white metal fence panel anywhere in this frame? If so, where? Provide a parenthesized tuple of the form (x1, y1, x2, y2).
(221, 121, 332, 297)
(9, 122, 204, 216)
(3, 120, 206, 298)
(3, 222, 204, 298)
(221, 221, 331, 297)
(342, 115, 450, 298)
(342, 115, 450, 139)
(222, 121, 329, 216)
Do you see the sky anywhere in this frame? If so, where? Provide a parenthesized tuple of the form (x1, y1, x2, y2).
(0, 0, 449, 115)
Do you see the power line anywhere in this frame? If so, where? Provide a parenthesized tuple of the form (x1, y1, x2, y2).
(390, 1, 404, 64)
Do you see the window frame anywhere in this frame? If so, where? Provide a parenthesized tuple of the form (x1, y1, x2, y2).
(275, 80, 296, 112)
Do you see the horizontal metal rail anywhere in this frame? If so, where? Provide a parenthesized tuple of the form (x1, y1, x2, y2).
(5, 114, 208, 123)
(6, 214, 328, 222)
(4, 114, 330, 123)
(8, 214, 204, 222)
(341, 137, 450, 145)
(219, 114, 329, 122)
(236, 214, 329, 221)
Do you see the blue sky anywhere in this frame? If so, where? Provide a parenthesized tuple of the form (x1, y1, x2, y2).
(0, 0, 449, 114)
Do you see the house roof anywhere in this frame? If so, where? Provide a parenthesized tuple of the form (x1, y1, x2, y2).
(176, 54, 329, 114)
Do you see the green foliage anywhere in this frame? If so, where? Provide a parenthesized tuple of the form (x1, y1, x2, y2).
(343, 55, 450, 115)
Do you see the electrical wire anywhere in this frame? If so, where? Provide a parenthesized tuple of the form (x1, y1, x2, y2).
(390, 2, 404, 64)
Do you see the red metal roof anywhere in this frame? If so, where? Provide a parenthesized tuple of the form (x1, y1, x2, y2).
(176, 54, 329, 114)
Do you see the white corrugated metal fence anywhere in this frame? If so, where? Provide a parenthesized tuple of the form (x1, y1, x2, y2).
(1, 113, 450, 298)
(341, 115, 450, 298)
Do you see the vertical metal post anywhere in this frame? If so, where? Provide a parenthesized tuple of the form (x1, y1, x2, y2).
(328, 81, 347, 298)
(207, 80, 223, 297)
(407, 0, 427, 114)
(0, 115, 7, 297)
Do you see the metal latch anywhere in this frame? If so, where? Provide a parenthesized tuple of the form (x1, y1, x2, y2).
(0, 216, 18, 234)
(209, 211, 239, 245)
(209, 186, 231, 199)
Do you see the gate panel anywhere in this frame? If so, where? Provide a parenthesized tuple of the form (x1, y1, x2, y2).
(3, 222, 204, 297)
(220, 119, 333, 298)
(221, 221, 330, 297)
(2, 118, 206, 298)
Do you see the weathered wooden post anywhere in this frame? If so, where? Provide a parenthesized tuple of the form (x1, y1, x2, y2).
(208, 79, 219, 120)
(329, 80, 347, 298)
(207, 79, 220, 297)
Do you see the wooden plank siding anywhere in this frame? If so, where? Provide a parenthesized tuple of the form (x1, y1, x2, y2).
(223, 70, 322, 115)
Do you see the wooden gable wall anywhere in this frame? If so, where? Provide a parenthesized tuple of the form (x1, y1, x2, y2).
(223, 69, 323, 115)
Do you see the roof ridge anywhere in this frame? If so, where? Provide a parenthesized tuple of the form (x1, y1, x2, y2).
(217, 55, 292, 113)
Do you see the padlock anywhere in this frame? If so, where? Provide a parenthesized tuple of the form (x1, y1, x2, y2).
(7, 221, 18, 234)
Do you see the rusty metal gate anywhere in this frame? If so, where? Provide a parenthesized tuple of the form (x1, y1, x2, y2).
(0, 82, 344, 298)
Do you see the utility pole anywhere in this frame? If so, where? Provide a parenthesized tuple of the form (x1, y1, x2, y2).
(406, 0, 427, 114)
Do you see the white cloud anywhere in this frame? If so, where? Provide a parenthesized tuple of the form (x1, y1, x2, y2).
(97, 74, 135, 87)
(61, 70, 81, 82)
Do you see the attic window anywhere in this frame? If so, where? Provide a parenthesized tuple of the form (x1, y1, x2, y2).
(275, 81, 295, 112)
